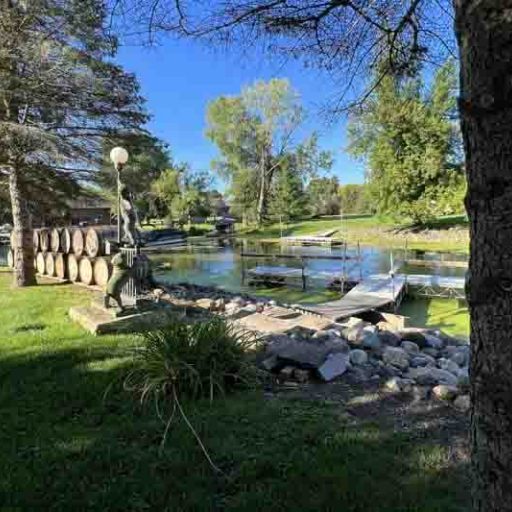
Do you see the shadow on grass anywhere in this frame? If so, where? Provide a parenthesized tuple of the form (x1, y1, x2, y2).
(0, 346, 469, 511)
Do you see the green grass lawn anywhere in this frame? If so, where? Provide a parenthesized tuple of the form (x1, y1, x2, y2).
(0, 273, 468, 511)
(237, 215, 469, 253)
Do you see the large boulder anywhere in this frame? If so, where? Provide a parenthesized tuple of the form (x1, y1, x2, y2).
(382, 347, 410, 370)
(265, 334, 349, 369)
(318, 352, 350, 381)
(423, 333, 444, 350)
(406, 367, 458, 386)
(410, 354, 437, 368)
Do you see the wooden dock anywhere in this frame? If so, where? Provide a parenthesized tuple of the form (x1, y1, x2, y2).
(299, 274, 407, 321)
(281, 235, 343, 246)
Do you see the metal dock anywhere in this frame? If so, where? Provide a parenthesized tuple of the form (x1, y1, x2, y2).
(299, 274, 407, 321)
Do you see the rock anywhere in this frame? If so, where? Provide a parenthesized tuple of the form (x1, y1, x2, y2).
(454, 394, 470, 412)
(350, 349, 368, 366)
(401, 340, 420, 354)
(215, 298, 226, 312)
(438, 358, 461, 376)
(269, 300, 277, 307)
(242, 303, 258, 313)
(380, 364, 403, 378)
(384, 377, 403, 393)
(260, 354, 279, 371)
(410, 354, 436, 368)
(278, 366, 295, 381)
(430, 368, 459, 386)
(432, 384, 459, 401)
(361, 329, 382, 350)
(413, 385, 431, 401)
(449, 350, 467, 367)
(293, 368, 310, 383)
(266, 335, 349, 369)
(384, 377, 414, 393)
(397, 329, 427, 348)
(422, 347, 439, 359)
(456, 367, 469, 389)
(377, 330, 401, 347)
(347, 317, 365, 328)
(318, 352, 350, 381)
(256, 302, 265, 313)
(405, 367, 458, 387)
(382, 347, 410, 370)
(232, 296, 247, 307)
(195, 298, 215, 310)
(423, 333, 444, 349)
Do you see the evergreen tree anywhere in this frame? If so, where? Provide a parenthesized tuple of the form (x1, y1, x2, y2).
(0, 0, 146, 286)
(347, 61, 463, 223)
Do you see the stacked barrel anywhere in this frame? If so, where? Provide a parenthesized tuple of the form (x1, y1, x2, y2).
(28, 226, 117, 287)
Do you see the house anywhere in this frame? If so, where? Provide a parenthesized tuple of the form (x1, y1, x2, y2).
(68, 195, 112, 226)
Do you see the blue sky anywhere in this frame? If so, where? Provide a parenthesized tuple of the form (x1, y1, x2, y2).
(116, 38, 366, 189)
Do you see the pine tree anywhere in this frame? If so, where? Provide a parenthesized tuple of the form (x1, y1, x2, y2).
(0, 0, 146, 286)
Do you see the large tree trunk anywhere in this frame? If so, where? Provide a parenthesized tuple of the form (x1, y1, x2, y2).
(454, 1, 512, 509)
(9, 165, 36, 287)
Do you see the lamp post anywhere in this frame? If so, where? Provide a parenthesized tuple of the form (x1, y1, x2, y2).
(109, 147, 129, 245)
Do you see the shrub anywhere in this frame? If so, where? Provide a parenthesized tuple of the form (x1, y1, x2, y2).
(125, 316, 260, 402)
(121, 316, 261, 470)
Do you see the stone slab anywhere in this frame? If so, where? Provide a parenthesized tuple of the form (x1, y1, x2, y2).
(261, 306, 301, 320)
(289, 314, 334, 332)
(235, 313, 293, 334)
(69, 306, 173, 335)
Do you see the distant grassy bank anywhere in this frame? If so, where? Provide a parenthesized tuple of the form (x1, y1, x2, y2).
(237, 214, 469, 253)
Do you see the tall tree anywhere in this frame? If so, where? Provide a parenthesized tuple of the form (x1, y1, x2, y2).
(347, 60, 463, 224)
(117, 1, 512, 507)
(206, 79, 303, 225)
(307, 176, 341, 217)
(0, 0, 146, 286)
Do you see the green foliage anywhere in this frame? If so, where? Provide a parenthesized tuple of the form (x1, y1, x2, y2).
(207, 79, 332, 225)
(307, 176, 341, 216)
(348, 60, 464, 224)
(125, 316, 260, 402)
(152, 166, 213, 225)
(339, 184, 371, 214)
(97, 133, 173, 221)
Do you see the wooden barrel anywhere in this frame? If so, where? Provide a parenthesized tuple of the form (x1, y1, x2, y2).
(33, 229, 40, 251)
(72, 228, 84, 256)
(54, 253, 67, 279)
(39, 228, 50, 252)
(60, 228, 72, 254)
(45, 252, 55, 277)
(36, 252, 46, 274)
(50, 228, 61, 253)
(68, 254, 80, 282)
(78, 256, 94, 285)
(7, 249, 14, 268)
(85, 228, 103, 258)
(93, 257, 112, 287)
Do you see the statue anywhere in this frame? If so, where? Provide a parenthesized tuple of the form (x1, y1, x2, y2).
(104, 252, 132, 310)
(120, 184, 139, 246)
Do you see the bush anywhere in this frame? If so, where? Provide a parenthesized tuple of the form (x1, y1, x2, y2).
(125, 316, 260, 402)
(121, 316, 261, 470)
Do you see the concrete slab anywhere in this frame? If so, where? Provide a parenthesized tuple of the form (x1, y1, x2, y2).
(69, 306, 173, 335)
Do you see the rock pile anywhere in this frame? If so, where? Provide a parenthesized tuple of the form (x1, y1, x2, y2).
(258, 317, 470, 411)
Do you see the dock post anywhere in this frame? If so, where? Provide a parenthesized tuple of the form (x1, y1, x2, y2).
(357, 241, 362, 282)
(241, 254, 245, 285)
(341, 242, 347, 294)
(301, 257, 306, 290)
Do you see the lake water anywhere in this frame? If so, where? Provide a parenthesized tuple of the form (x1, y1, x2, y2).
(150, 238, 469, 336)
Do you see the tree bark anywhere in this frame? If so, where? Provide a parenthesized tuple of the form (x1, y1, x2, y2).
(8, 165, 36, 287)
(454, 1, 512, 509)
